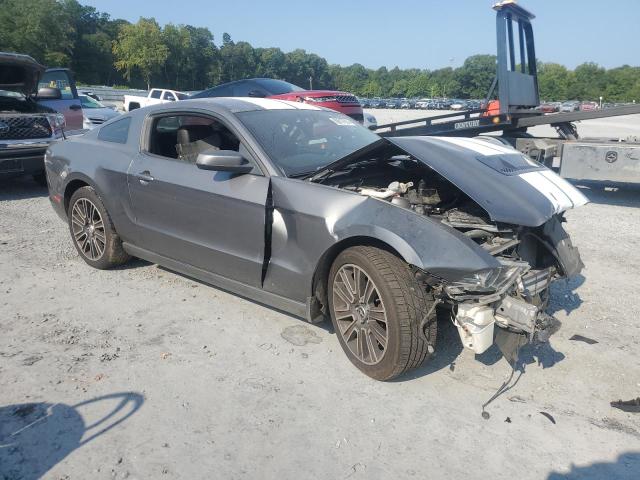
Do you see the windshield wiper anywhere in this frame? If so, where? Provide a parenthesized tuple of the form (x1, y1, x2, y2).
(304, 139, 388, 183)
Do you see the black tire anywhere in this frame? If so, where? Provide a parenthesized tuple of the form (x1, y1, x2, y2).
(68, 186, 130, 269)
(328, 246, 436, 381)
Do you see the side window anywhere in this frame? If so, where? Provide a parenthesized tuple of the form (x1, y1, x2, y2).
(39, 70, 75, 100)
(98, 117, 131, 144)
(147, 114, 244, 165)
(150, 90, 162, 99)
(163, 91, 176, 101)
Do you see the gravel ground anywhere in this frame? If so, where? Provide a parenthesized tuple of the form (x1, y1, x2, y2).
(1, 115, 640, 479)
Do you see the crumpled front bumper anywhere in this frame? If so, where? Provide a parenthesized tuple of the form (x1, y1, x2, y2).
(448, 266, 556, 355)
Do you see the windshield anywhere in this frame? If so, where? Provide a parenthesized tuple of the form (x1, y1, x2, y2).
(255, 79, 305, 95)
(237, 109, 381, 176)
(79, 95, 105, 109)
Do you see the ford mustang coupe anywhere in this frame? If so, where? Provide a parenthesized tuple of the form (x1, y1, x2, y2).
(45, 97, 587, 381)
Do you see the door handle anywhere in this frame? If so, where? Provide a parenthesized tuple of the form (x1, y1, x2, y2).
(69, 104, 82, 110)
(135, 171, 155, 183)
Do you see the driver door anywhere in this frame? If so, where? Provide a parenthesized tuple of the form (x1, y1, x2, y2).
(127, 112, 269, 287)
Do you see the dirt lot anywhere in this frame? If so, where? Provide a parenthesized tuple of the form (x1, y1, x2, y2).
(1, 115, 640, 479)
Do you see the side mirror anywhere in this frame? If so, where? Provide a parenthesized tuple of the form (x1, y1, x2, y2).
(196, 149, 253, 174)
(37, 87, 62, 100)
(247, 90, 266, 98)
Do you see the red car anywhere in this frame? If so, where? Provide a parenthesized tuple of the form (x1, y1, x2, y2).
(580, 101, 599, 112)
(191, 78, 364, 123)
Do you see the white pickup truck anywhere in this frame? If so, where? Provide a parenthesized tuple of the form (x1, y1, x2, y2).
(123, 88, 189, 112)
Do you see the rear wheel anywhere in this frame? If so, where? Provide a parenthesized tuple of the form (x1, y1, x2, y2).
(68, 186, 130, 269)
(328, 246, 436, 381)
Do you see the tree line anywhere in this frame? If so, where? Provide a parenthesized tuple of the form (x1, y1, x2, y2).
(1, 0, 639, 102)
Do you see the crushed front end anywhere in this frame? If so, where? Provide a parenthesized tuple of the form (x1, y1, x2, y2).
(435, 212, 583, 355)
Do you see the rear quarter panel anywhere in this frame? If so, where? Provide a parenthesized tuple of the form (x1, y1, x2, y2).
(47, 116, 141, 241)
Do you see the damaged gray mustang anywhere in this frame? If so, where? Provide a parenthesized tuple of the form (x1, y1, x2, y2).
(45, 98, 587, 380)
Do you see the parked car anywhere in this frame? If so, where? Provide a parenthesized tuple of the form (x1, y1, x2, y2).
(370, 98, 386, 109)
(415, 99, 431, 109)
(46, 98, 587, 381)
(79, 94, 120, 129)
(400, 99, 414, 109)
(385, 99, 400, 109)
(358, 98, 371, 108)
(1, 52, 70, 184)
(560, 101, 580, 113)
(450, 100, 467, 111)
(124, 88, 189, 112)
(580, 101, 599, 112)
(191, 78, 364, 123)
(539, 102, 559, 113)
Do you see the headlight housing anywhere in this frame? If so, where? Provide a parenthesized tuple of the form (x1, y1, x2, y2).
(303, 96, 338, 103)
(444, 261, 530, 296)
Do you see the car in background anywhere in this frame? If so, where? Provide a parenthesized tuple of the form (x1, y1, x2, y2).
(415, 99, 430, 109)
(79, 94, 120, 129)
(1, 52, 73, 184)
(370, 98, 386, 109)
(450, 100, 467, 111)
(560, 101, 580, 112)
(358, 98, 371, 108)
(580, 101, 599, 112)
(400, 99, 414, 109)
(385, 99, 400, 109)
(191, 78, 364, 123)
(124, 88, 189, 112)
(539, 102, 559, 113)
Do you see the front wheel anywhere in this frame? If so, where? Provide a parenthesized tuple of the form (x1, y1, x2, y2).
(68, 186, 130, 269)
(328, 246, 436, 381)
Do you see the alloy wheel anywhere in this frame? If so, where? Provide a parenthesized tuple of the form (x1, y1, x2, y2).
(71, 198, 106, 260)
(332, 264, 388, 365)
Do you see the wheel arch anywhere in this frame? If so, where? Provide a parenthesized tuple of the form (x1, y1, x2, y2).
(311, 234, 418, 314)
(63, 174, 100, 215)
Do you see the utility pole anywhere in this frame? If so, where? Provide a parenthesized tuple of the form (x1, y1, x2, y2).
(309, 76, 313, 90)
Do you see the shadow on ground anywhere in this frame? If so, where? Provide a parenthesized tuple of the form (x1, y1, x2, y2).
(0, 392, 143, 480)
(573, 181, 640, 208)
(0, 177, 48, 201)
(547, 452, 640, 480)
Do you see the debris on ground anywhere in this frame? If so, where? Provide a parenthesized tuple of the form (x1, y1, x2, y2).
(540, 412, 556, 424)
(611, 397, 640, 413)
(569, 334, 598, 345)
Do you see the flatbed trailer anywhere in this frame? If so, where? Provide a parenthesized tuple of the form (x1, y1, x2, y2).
(374, 1, 640, 184)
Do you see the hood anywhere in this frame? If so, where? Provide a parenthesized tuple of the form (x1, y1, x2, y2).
(0, 52, 46, 95)
(387, 136, 588, 227)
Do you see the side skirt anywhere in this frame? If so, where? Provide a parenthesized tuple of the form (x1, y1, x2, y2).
(123, 242, 309, 320)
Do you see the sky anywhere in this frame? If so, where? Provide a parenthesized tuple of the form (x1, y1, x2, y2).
(81, 0, 638, 71)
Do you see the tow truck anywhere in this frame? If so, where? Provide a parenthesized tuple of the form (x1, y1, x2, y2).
(374, 1, 640, 184)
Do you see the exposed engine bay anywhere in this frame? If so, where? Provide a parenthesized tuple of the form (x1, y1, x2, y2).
(321, 152, 584, 356)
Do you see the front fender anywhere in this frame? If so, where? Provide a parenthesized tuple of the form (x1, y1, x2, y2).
(333, 197, 501, 281)
(266, 177, 500, 304)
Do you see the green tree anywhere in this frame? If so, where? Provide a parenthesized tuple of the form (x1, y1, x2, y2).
(112, 18, 169, 90)
(0, 0, 75, 66)
(538, 62, 573, 100)
(455, 54, 496, 98)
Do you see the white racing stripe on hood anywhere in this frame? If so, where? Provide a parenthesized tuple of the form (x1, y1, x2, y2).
(519, 170, 588, 213)
(539, 169, 589, 207)
(436, 136, 516, 156)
